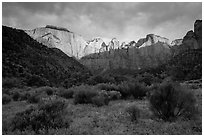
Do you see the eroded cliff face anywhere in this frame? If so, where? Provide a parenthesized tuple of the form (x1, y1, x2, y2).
(80, 18, 202, 72)
(84, 38, 106, 56)
(25, 26, 119, 59)
(194, 20, 202, 49)
(171, 39, 183, 46)
(25, 25, 88, 59)
(182, 20, 202, 50)
(80, 34, 171, 72)
(171, 20, 202, 55)
(25, 20, 202, 73)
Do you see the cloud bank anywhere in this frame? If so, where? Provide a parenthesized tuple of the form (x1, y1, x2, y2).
(2, 2, 202, 42)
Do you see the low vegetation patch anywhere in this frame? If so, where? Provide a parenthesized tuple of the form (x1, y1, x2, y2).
(39, 86, 55, 95)
(107, 90, 121, 100)
(91, 94, 109, 107)
(2, 77, 22, 89)
(57, 87, 74, 99)
(27, 92, 41, 104)
(73, 85, 98, 104)
(73, 85, 112, 106)
(96, 83, 118, 91)
(11, 96, 71, 134)
(12, 90, 22, 101)
(117, 81, 147, 99)
(2, 94, 12, 105)
(125, 104, 141, 122)
(149, 81, 197, 121)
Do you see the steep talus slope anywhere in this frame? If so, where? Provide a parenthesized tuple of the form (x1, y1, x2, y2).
(25, 25, 88, 59)
(3, 26, 91, 87)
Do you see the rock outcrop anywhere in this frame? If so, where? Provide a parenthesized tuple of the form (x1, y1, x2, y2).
(181, 20, 202, 50)
(25, 25, 88, 59)
(84, 37, 107, 56)
(108, 38, 120, 49)
(194, 20, 202, 49)
(138, 34, 170, 48)
(171, 20, 202, 55)
(25, 26, 121, 59)
(25, 20, 202, 74)
(171, 39, 183, 46)
(80, 34, 171, 72)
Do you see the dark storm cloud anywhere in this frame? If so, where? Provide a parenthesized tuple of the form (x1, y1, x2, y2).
(2, 2, 202, 42)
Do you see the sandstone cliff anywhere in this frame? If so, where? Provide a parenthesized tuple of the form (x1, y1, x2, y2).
(80, 34, 171, 72)
(135, 34, 170, 48)
(171, 20, 202, 55)
(25, 20, 202, 73)
(171, 39, 183, 46)
(25, 25, 88, 59)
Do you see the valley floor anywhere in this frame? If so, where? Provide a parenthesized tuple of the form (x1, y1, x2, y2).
(3, 88, 202, 135)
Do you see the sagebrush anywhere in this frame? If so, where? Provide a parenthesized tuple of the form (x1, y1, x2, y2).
(11, 96, 71, 134)
(149, 81, 197, 121)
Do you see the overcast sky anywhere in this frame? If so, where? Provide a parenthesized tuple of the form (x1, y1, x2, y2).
(2, 2, 202, 42)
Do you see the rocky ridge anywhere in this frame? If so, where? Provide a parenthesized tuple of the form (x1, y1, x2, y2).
(25, 20, 202, 73)
(80, 34, 171, 72)
(171, 39, 183, 46)
(25, 26, 174, 59)
(171, 20, 202, 55)
(80, 20, 202, 72)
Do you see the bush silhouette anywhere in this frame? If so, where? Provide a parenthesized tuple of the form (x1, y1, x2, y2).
(57, 87, 74, 99)
(73, 85, 98, 104)
(36, 86, 55, 96)
(12, 90, 21, 101)
(117, 81, 132, 99)
(117, 81, 147, 99)
(27, 92, 41, 104)
(149, 81, 197, 121)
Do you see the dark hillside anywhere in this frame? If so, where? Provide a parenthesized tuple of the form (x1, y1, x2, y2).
(2, 26, 91, 87)
(167, 49, 202, 80)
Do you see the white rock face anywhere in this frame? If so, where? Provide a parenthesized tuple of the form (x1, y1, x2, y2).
(25, 26, 173, 64)
(120, 41, 137, 49)
(108, 38, 120, 49)
(84, 37, 108, 56)
(171, 39, 183, 46)
(25, 25, 88, 59)
(121, 42, 128, 48)
(80, 34, 172, 72)
(139, 34, 170, 48)
(25, 26, 118, 59)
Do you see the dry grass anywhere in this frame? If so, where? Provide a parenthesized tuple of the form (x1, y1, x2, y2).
(2, 87, 202, 135)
